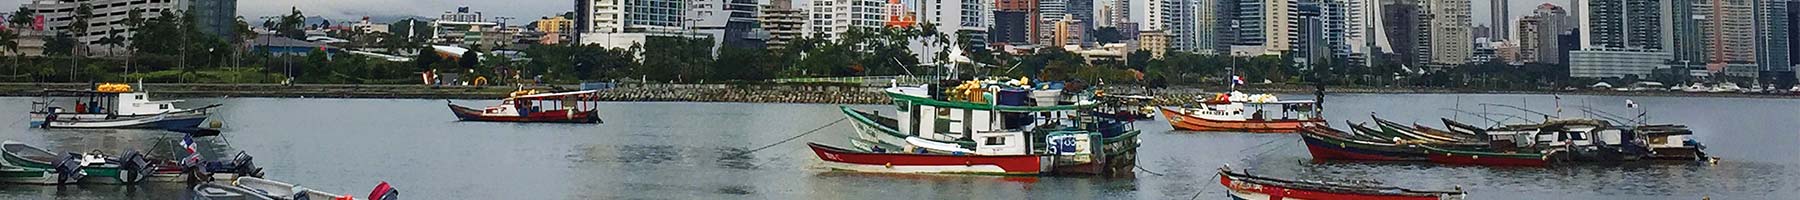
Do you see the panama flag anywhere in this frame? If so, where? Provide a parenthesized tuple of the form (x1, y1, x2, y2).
(1231, 75, 1245, 85)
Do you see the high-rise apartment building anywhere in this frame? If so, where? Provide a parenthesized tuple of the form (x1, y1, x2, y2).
(1695, 0, 1758, 75)
(23, 0, 182, 47)
(993, 0, 1039, 45)
(760, 0, 806, 50)
(1491, 0, 1508, 41)
(1422, 0, 1471, 68)
(807, 0, 887, 40)
(1758, 0, 1792, 72)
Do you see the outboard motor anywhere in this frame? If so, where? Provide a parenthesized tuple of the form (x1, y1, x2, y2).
(368, 181, 399, 200)
(231, 151, 264, 177)
(52, 154, 85, 184)
(118, 150, 152, 184)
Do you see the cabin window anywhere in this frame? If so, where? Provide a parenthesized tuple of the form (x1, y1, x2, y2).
(159, 104, 168, 109)
(134, 95, 143, 100)
(984, 137, 1005, 145)
(895, 101, 910, 112)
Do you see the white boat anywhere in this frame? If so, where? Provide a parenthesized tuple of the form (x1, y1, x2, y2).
(30, 84, 220, 130)
(1682, 83, 1711, 93)
(234, 177, 398, 200)
(1707, 83, 1742, 93)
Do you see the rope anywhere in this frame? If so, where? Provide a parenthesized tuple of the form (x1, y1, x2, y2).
(1135, 165, 1166, 176)
(733, 117, 846, 157)
(1188, 172, 1221, 200)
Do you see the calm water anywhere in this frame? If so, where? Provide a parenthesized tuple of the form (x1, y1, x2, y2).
(0, 94, 1793, 199)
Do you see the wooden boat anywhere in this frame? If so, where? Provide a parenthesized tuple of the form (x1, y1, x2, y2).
(447, 90, 602, 123)
(233, 177, 399, 200)
(1218, 165, 1465, 200)
(1419, 145, 1552, 167)
(1160, 92, 1324, 133)
(809, 143, 1047, 175)
(0, 140, 153, 184)
(824, 80, 1140, 176)
(1299, 125, 1427, 162)
(30, 86, 220, 130)
(1371, 116, 1464, 143)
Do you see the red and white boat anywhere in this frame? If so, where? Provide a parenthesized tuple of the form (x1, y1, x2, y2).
(809, 143, 1048, 175)
(447, 90, 602, 123)
(1218, 165, 1466, 200)
(1161, 92, 1323, 133)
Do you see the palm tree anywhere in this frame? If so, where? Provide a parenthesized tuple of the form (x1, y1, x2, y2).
(0, 29, 18, 77)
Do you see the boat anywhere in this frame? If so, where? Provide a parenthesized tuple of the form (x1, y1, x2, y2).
(1708, 82, 1742, 93)
(193, 181, 277, 200)
(1089, 94, 1156, 121)
(0, 141, 153, 184)
(1682, 83, 1710, 93)
(1370, 116, 1466, 144)
(0, 165, 61, 184)
(1217, 165, 1466, 200)
(148, 151, 265, 183)
(30, 84, 220, 130)
(1160, 92, 1324, 133)
(447, 90, 603, 123)
(1632, 124, 1710, 161)
(234, 177, 399, 200)
(1419, 145, 1552, 167)
(1299, 125, 1427, 162)
(820, 79, 1140, 176)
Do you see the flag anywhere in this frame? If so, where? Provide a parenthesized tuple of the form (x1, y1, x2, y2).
(180, 134, 201, 164)
(1231, 75, 1245, 85)
(1625, 99, 1637, 108)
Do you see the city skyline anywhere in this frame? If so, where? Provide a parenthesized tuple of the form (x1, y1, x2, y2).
(0, 0, 1558, 28)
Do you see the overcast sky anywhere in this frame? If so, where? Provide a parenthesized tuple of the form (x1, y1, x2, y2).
(0, 0, 1566, 26)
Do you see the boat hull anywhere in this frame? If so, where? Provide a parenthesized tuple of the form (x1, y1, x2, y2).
(33, 112, 209, 130)
(448, 104, 602, 123)
(1220, 172, 1455, 200)
(1160, 107, 1319, 133)
(1301, 133, 1426, 162)
(1423, 150, 1550, 167)
(809, 143, 1047, 175)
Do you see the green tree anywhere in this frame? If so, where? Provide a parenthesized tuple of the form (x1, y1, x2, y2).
(0, 29, 18, 75)
(458, 49, 479, 71)
(7, 7, 32, 28)
(414, 47, 440, 71)
(276, 7, 306, 39)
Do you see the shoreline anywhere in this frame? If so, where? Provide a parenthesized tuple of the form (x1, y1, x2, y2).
(0, 83, 1792, 104)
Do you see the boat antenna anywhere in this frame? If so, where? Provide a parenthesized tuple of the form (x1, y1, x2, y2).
(1476, 103, 1555, 120)
(1437, 108, 1511, 125)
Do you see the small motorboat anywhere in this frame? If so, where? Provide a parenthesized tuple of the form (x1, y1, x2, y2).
(148, 151, 265, 183)
(1218, 165, 1466, 200)
(0, 141, 153, 184)
(193, 181, 276, 200)
(448, 90, 602, 123)
(0, 165, 61, 185)
(234, 177, 399, 200)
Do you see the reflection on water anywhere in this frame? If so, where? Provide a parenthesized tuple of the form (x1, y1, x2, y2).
(0, 95, 1790, 199)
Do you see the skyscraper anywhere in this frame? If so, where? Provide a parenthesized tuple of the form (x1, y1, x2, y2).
(1758, 0, 1792, 73)
(994, 0, 1039, 45)
(1532, 3, 1572, 64)
(1195, 0, 1221, 54)
(1695, 0, 1758, 76)
(1670, 0, 1706, 67)
(190, 0, 238, 39)
(1038, 0, 1067, 45)
(1491, 0, 1508, 41)
(1579, 0, 1665, 50)
(808, 0, 888, 40)
(923, 0, 991, 49)
(1423, 0, 1471, 68)
(1381, 0, 1423, 67)
(1163, 0, 1198, 52)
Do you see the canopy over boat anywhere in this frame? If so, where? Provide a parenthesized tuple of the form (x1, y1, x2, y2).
(507, 90, 599, 100)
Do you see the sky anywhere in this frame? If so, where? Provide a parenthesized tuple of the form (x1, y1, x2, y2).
(0, 0, 1567, 27)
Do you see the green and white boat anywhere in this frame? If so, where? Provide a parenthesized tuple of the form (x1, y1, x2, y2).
(0, 140, 152, 184)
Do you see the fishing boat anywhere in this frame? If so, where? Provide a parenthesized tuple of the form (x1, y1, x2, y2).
(234, 177, 399, 200)
(148, 151, 265, 183)
(29, 84, 220, 130)
(1299, 125, 1427, 162)
(0, 141, 153, 184)
(447, 90, 602, 123)
(1089, 94, 1156, 121)
(1160, 92, 1324, 133)
(1419, 145, 1552, 167)
(820, 79, 1140, 176)
(1217, 165, 1465, 200)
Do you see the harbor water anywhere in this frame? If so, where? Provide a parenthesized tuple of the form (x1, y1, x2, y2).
(0, 93, 1792, 199)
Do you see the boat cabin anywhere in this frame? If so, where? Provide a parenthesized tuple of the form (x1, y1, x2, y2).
(883, 83, 1112, 156)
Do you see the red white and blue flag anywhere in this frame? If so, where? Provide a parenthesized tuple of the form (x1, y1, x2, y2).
(181, 134, 200, 164)
(1231, 75, 1245, 85)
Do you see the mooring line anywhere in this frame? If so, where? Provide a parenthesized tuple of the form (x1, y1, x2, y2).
(733, 117, 846, 157)
(1135, 165, 1167, 176)
(1188, 172, 1221, 200)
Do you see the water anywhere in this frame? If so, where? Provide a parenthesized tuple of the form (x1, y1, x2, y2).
(0, 94, 1793, 199)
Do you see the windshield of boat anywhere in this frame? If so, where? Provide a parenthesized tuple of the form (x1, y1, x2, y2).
(3, 144, 59, 162)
